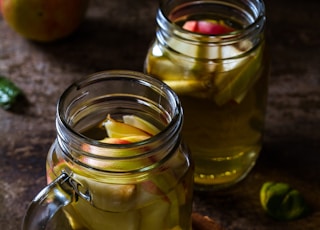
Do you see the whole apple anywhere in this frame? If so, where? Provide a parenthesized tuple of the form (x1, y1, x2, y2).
(0, 0, 89, 42)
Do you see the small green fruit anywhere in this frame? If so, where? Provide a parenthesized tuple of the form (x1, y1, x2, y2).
(260, 181, 309, 220)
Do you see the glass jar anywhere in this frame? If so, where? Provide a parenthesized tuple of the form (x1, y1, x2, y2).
(144, 0, 268, 190)
(22, 70, 194, 230)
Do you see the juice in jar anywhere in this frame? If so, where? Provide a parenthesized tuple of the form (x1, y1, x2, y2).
(46, 115, 193, 230)
(144, 0, 268, 190)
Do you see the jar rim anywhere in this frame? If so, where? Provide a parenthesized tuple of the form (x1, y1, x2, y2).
(56, 70, 183, 161)
(158, 0, 266, 42)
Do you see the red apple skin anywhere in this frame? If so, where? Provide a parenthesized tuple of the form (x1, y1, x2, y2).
(197, 21, 234, 34)
(141, 181, 170, 202)
(0, 0, 89, 42)
(101, 138, 132, 145)
(183, 20, 234, 35)
(182, 20, 197, 32)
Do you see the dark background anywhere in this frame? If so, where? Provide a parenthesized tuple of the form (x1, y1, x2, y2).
(0, 0, 319, 229)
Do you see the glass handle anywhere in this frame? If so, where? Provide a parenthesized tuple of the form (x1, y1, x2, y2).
(22, 173, 74, 230)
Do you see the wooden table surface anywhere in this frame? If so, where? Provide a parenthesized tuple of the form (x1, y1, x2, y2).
(1, 0, 319, 229)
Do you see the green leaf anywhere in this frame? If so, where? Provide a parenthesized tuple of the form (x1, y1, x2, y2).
(0, 76, 22, 110)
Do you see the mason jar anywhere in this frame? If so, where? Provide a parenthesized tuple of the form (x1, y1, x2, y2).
(22, 70, 194, 230)
(144, 0, 269, 190)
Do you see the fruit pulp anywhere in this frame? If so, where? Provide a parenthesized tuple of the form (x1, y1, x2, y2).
(144, 17, 268, 190)
(46, 116, 193, 230)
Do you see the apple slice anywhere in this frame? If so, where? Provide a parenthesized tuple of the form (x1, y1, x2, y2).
(141, 180, 170, 203)
(123, 115, 160, 136)
(103, 115, 151, 138)
(182, 20, 197, 31)
(81, 115, 157, 169)
(81, 136, 150, 158)
(183, 20, 234, 35)
(100, 136, 151, 144)
(197, 20, 234, 34)
(100, 137, 132, 144)
(163, 79, 210, 97)
(82, 180, 137, 212)
(213, 46, 263, 105)
(120, 135, 152, 142)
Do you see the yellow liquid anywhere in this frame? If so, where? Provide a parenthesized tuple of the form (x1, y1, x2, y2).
(145, 38, 268, 190)
(46, 144, 193, 230)
(46, 118, 193, 229)
(179, 75, 267, 189)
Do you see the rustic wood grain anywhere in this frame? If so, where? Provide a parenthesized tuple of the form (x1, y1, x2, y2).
(192, 213, 225, 230)
(1, 0, 320, 229)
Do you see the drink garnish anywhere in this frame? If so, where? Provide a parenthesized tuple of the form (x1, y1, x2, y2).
(260, 182, 309, 220)
(182, 20, 234, 35)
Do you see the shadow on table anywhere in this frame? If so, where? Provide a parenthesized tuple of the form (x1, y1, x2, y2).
(26, 16, 154, 75)
(192, 138, 320, 229)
